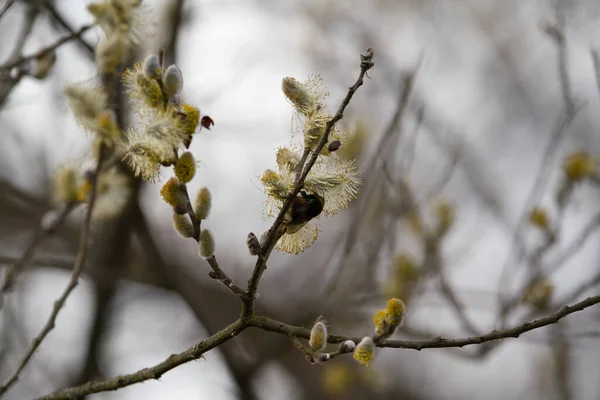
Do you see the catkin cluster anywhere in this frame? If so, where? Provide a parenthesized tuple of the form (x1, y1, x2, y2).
(260, 76, 362, 254)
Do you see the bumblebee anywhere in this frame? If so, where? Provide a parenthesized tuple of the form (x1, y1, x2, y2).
(282, 191, 325, 234)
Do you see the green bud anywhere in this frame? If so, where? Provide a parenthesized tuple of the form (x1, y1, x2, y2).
(142, 54, 161, 79)
(198, 229, 215, 259)
(194, 187, 212, 220)
(163, 64, 183, 96)
(172, 213, 194, 238)
(174, 151, 196, 183)
(160, 176, 187, 209)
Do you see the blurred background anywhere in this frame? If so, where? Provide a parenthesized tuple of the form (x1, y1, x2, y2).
(1, 0, 600, 399)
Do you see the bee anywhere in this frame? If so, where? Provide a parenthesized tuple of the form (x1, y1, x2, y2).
(282, 191, 325, 234)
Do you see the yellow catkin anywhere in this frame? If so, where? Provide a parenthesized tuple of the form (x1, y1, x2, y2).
(174, 151, 196, 183)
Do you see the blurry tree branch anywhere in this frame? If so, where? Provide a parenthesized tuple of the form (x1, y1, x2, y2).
(0, 144, 107, 396)
(42, 0, 94, 55)
(0, 0, 15, 23)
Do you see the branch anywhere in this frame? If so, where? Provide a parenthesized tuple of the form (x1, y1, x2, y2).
(36, 319, 246, 400)
(244, 48, 375, 314)
(42, 0, 94, 55)
(248, 295, 600, 352)
(0, 146, 107, 396)
(0, 24, 94, 73)
(0, 0, 16, 23)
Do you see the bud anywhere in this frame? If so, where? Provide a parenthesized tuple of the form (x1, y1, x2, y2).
(308, 321, 328, 352)
(142, 54, 161, 79)
(198, 229, 215, 259)
(317, 353, 331, 362)
(435, 200, 454, 236)
(258, 230, 269, 247)
(246, 232, 261, 256)
(372, 310, 388, 336)
(30, 50, 56, 79)
(384, 298, 405, 330)
(174, 151, 196, 183)
(338, 340, 356, 353)
(201, 115, 214, 130)
(328, 140, 341, 153)
(529, 206, 551, 232)
(172, 213, 194, 238)
(194, 187, 212, 220)
(562, 151, 597, 182)
(160, 176, 187, 209)
(353, 337, 375, 366)
(162, 64, 183, 96)
(282, 77, 312, 112)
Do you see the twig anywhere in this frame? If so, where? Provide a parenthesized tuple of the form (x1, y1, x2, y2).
(249, 295, 600, 351)
(42, 0, 94, 55)
(1, 203, 77, 294)
(0, 24, 94, 73)
(0, 0, 16, 24)
(35, 319, 247, 400)
(244, 48, 375, 315)
(0, 146, 106, 396)
(206, 256, 249, 300)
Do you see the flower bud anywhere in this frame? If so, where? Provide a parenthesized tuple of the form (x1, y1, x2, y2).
(385, 298, 405, 330)
(353, 337, 375, 366)
(163, 64, 183, 96)
(142, 54, 161, 79)
(172, 213, 194, 238)
(174, 151, 196, 183)
(339, 340, 356, 353)
(194, 187, 212, 220)
(246, 232, 261, 256)
(529, 206, 551, 232)
(309, 321, 328, 352)
(198, 229, 215, 259)
(282, 77, 312, 113)
(372, 310, 388, 336)
(160, 176, 187, 209)
(562, 151, 597, 182)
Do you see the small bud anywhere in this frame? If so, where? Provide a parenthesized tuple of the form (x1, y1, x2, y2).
(163, 64, 183, 96)
(198, 229, 215, 259)
(208, 271, 218, 279)
(353, 337, 375, 366)
(372, 310, 388, 336)
(201, 115, 214, 130)
(435, 200, 454, 236)
(194, 187, 212, 220)
(247, 232, 261, 256)
(172, 213, 194, 238)
(142, 54, 161, 79)
(258, 230, 269, 247)
(317, 353, 331, 362)
(174, 152, 196, 184)
(328, 140, 341, 152)
(30, 50, 56, 79)
(522, 278, 554, 310)
(385, 298, 405, 330)
(282, 77, 312, 112)
(160, 176, 187, 209)
(309, 321, 328, 352)
(339, 340, 356, 353)
(529, 206, 551, 232)
(562, 151, 597, 182)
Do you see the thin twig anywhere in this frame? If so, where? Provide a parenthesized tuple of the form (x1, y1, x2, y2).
(245, 48, 375, 315)
(0, 146, 106, 396)
(0, 24, 94, 73)
(1, 203, 77, 294)
(0, 0, 16, 24)
(42, 0, 94, 55)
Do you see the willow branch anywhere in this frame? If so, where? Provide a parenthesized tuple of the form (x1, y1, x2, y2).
(0, 146, 106, 397)
(244, 48, 375, 314)
(36, 319, 246, 400)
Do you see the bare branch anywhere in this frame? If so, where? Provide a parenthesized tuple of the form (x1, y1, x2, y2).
(35, 319, 246, 400)
(0, 146, 106, 396)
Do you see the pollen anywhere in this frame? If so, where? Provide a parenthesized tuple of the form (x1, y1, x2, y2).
(174, 151, 196, 183)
